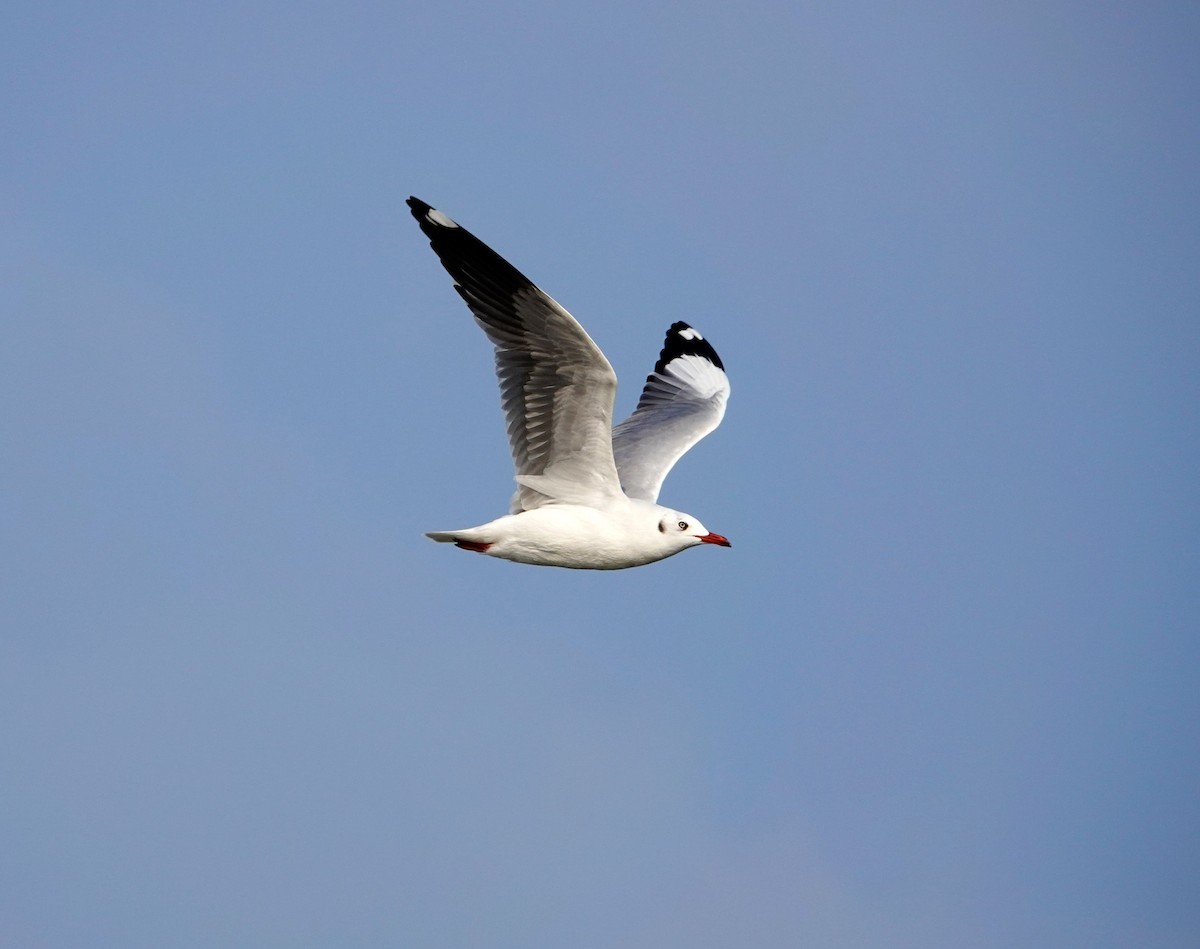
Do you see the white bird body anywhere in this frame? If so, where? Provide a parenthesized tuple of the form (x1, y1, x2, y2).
(408, 197, 732, 570)
(427, 498, 718, 571)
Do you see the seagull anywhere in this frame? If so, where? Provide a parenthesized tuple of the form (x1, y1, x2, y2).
(408, 196, 731, 569)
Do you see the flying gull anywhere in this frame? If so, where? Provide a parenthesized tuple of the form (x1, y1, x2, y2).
(408, 196, 731, 569)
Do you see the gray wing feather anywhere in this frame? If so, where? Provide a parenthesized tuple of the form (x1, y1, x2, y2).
(408, 198, 622, 512)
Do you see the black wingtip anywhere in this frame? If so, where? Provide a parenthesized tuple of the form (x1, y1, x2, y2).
(407, 197, 431, 232)
(406, 197, 540, 300)
(409, 196, 468, 231)
(655, 321, 725, 374)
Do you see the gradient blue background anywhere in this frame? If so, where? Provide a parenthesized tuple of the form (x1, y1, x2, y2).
(3, 2, 1198, 946)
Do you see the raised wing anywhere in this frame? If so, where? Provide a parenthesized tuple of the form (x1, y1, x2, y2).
(611, 322, 730, 502)
(408, 197, 622, 511)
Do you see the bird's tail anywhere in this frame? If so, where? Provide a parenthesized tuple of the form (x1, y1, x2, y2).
(425, 530, 493, 553)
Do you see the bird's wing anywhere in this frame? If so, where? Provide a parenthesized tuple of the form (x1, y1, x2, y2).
(611, 322, 730, 502)
(408, 197, 622, 511)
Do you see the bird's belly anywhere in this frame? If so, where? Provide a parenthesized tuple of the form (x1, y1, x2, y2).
(487, 506, 665, 570)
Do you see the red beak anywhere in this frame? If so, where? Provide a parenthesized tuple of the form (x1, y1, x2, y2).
(696, 532, 731, 547)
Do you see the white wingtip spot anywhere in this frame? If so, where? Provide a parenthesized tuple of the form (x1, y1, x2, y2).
(426, 208, 459, 228)
(678, 326, 702, 340)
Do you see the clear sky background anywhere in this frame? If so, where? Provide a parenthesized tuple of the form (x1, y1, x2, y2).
(2, 2, 1198, 947)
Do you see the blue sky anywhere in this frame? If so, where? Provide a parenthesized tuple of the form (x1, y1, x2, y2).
(2, 1, 1198, 946)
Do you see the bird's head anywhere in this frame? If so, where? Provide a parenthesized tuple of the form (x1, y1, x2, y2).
(657, 511, 731, 552)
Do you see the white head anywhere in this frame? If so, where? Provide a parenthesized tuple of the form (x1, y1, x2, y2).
(656, 509, 731, 553)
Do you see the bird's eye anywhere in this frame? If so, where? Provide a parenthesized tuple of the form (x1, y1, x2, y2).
(678, 520, 688, 531)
